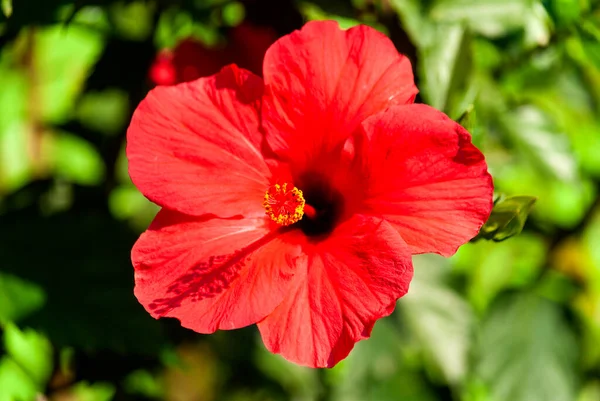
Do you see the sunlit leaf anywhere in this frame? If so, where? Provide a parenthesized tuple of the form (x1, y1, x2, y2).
(1, 0, 12, 17)
(476, 292, 578, 401)
(430, 0, 536, 37)
(0, 60, 30, 192)
(505, 106, 578, 182)
(255, 346, 320, 400)
(61, 381, 116, 401)
(475, 195, 537, 242)
(578, 381, 600, 401)
(0, 358, 38, 401)
(222, 1, 245, 27)
(329, 319, 438, 401)
(34, 25, 103, 123)
(49, 132, 105, 185)
(76, 89, 129, 136)
(420, 24, 475, 119)
(110, 1, 153, 41)
(3, 323, 53, 386)
(123, 370, 164, 399)
(398, 255, 474, 384)
(454, 234, 546, 312)
(388, 0, 434, 47)
(548, 0, 582, 25)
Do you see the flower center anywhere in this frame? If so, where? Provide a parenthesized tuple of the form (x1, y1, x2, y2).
(263, 183, 305, 226)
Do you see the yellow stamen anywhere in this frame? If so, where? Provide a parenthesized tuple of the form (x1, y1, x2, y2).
(263, 183, 305, 226)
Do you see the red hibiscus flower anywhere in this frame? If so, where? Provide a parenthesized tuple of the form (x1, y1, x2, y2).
(128, 20, 493, 368)
(149, 22, 277, 86)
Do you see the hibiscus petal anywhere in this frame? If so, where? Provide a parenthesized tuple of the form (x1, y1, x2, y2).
(127, 65, 270, 217)
(261, 20, 417, 169)
(257, 215, 413, 368)
(132, 209, 305, 333)
(357, 104, 494, 257)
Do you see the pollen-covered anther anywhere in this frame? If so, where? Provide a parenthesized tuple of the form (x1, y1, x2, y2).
(263, 183, 305, 226)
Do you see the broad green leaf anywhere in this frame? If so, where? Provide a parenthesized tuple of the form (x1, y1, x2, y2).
(123, 370, 164, 399)
(0, 57, 30, 192)
(110, 1, 153, 41)
(0, 273, 46, 323)
(34, 25, 103, 123)
(476, 293, 578, 401)
(430, 0, 537, 37)
(578, 382, 600, 401)
(398, 255, 474, 384)
(67, 382, 116, 401)
(3, 323, 53, 387)
(50, 132, 105, 185)
(222, 1, 245, 27)
(255, 346, 320, 401)
(420, 24, 475, 119)
(388, 0, 434, 47)
(504, 106, 578, 182)
(300, 2, 387, 32)
(454, 234, 546, 312)
(76, 90, 129, 136)
(548, 0, 582, 25)
(0, 358, 38, 401)
(1, 0, 11, 17)
(329, 319, 438, 401)
(475, 195, 537, 242)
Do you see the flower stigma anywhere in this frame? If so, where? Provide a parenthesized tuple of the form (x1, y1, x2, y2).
(263, 183, 305, 226)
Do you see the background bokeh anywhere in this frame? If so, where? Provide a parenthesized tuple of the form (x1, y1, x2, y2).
(1, 0, 600, 400)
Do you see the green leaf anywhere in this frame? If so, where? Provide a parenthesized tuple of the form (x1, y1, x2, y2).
(1, 0, 11, 17)
(475, 195, 537, 242)
(476, 293, 578, 401)
(430, 0, 537, 37)
(50, 132, 105, 185)
(419, 24, 476, 119)
(503, 106, 579, 183)
(578, 381, 600, 401)
(68, 382, 116, 401)
(76, 89, 129, 136)
(0, 59, 30, 192)
(299, 2, 387, 32)
(329, 320, 438, 401)
(123, 370, 164, 399)
(255, 346, 320, 400)
(388, 0, 434, 47)
(398, 255, 474, 384)
(0, 358, 38, 401)
(454, 234, 546, 312)
(3, 323, 53, 387)
(0, 273, 46, 323)
(548, 0, 582, 25)
(222, 1, 245, 27)
(34, 25, 103, 123)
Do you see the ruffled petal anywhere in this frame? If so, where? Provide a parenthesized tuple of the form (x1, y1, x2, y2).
(127, 65, 270, 217)
(257, 215, 413, 368)
(132, 209, 305, 333)
(356, 104, 494, 257)
(262, 20, 417, 169)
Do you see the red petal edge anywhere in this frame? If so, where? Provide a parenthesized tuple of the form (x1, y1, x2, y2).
(257, 214, 414, 368)
(355, 104, 494, 256)
(261, 20, 418, 170)
(127, 65, 270, 218)
(132, 209, 305, 333)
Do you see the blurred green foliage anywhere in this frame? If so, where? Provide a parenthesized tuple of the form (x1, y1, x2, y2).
(1, 0, 599, 400)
